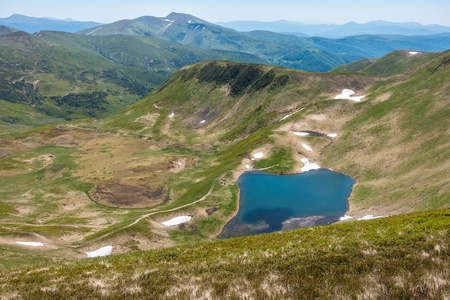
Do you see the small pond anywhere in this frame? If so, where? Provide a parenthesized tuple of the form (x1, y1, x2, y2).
(219, 169, 354, 238)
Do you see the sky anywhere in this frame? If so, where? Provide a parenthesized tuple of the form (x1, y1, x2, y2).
(2, 0, 450, 26)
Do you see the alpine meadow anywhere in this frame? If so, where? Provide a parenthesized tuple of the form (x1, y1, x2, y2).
(0, 9, 449, 299)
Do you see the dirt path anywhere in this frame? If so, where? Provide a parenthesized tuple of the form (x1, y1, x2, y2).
(1, 184, 215, 252)
(73, 184, 215, 248)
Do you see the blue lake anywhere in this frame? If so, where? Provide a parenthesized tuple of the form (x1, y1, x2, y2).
(219, 169, 355, 238)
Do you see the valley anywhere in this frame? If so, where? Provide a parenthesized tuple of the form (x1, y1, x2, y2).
(0, 11, 448, 298)
(1, 50, 448, 269)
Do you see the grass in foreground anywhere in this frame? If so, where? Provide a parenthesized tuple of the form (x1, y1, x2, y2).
(0, 209, 448, 299)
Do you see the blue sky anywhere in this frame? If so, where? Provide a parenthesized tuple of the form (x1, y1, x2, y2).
(2, 0, 450, 26)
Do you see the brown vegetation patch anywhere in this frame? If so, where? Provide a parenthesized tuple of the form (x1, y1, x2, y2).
(49, 134, 80, 147)
(90, 182, 166, 208)
(0, 148, 14, 159)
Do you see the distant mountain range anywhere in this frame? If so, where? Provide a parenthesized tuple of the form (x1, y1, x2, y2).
(76, 12, 450, 72)
(3, 13, 450, 39)
(2, 11, 450, 132)
(77, 12, 350, 72)
(2, 12, 450, 74)
(0, 14, 103, 33)
(216, 20, 450, 38)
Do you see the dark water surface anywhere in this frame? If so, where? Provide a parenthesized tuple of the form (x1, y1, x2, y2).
(219, 169, 355, 238)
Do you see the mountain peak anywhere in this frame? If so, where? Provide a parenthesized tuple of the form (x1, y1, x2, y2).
(165, 12, 206, 24)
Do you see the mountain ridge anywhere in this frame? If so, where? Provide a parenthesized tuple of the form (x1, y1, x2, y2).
(77, 13, 450, 72)
(0, 14, 103, 33)
(217, 19, 450, 38)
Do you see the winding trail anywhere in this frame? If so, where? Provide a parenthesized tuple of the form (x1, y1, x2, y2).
(72, 183, 215, 248)
(0, 184, 215, 251)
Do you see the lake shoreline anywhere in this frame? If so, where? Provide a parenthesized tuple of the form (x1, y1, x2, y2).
(218, 168, 354, 238)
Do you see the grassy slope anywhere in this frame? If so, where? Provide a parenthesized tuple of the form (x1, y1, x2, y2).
(95, 61, 376, 209)
(330, 50, 444, 77)
(0, 209, 448, 299)
(325, 50, 450, 211)
(98, 53, 450, 213)
(0, 52, 448, 273)
(330, 58, 377, 73)
(0, 25, 18, 35)
(0, 30, 264, 135)
(0, 100, 64, 135)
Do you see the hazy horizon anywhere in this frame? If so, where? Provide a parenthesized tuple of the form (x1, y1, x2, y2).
(2, 0, 450, 27)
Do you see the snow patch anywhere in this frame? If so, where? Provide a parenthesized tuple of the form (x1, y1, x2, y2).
(294, 132, 310, 136)
(177, 162, 182, 166)
(87, 27, 103, 35)
(279, 106, 308, 122)
(86, 246, 112, 258)
(357, 215, 385, 221)
(409, 51, 418, 55)
(163, 20, 175, 32)
(302, 143, 313, 152)
(163, 22, 173, 32)
(253, 152, 264, 159)
(199, 120, 206, 124)
(335, 89, 364, 102)
(340, 215, 353, 221)
(246, 164, 251, 169)
(327, 133, 338, 138)
(169, 113, 175, 117)
(16, 242, 44, 247)
(188, 20, 192, 23)
(162, 216, 192, 226)
(300, 158, 320, 172)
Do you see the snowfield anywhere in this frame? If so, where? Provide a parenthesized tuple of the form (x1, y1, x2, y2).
(278, 106, 307, 122)
(294, 132, 310, 136)
(300, 158, 320, 172)
(339, 215, 353, 221)
(162, 216, 192, 226)
(86, 246, 113, 258)
(335, 89, 365, 102)
(253, 152, 264, 159)
(302, 143, 313, 152)
(16, 242, 44, 247)
(357, 215, 385, 221)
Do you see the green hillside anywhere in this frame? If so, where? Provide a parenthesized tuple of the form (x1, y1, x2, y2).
(0, 51, 448, 280)
(0, 209, 448, 299)
(0, 30, 264, 134)
(97, 52, 450, 214)
(331, 50, 444, 77)
(0, 25, 18, 35)
(330, 58, 377, 73)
